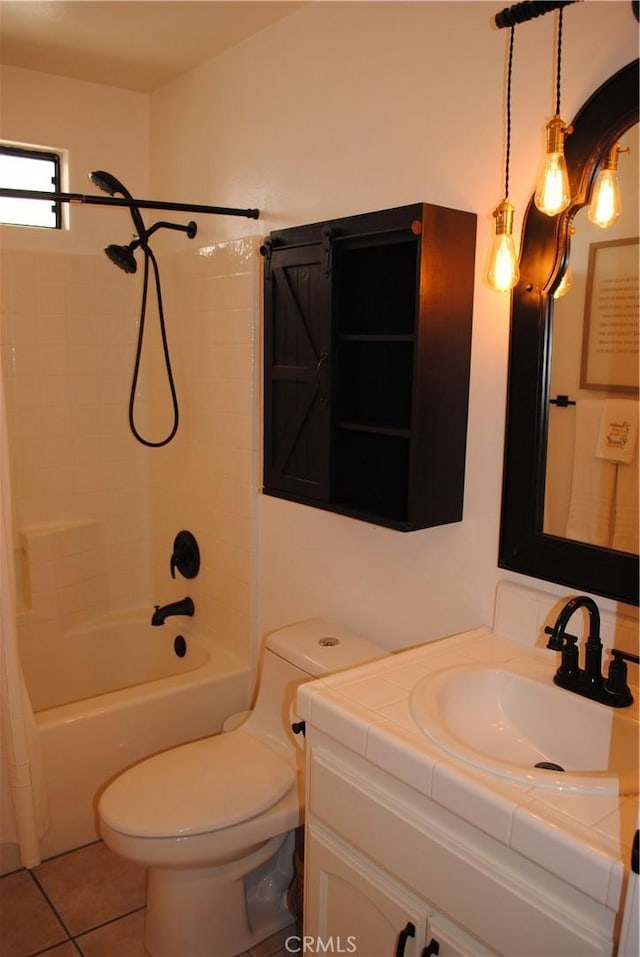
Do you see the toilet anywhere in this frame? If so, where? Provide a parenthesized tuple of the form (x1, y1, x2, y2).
(98, 618, 388, 957)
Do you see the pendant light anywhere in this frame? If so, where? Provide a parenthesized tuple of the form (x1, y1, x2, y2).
(588, 144, 629, 228)
(534, 8, 572, 216)
(487, 25, 520, 292)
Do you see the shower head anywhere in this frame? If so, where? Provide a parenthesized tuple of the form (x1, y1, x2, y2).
(89, 169, 147, 242)
(89, 170, 130, 198)
(105, 243, 138, 274)
(102, 221, 197, 274)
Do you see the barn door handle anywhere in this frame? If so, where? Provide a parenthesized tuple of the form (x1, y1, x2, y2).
(395, 921, 415, 957)
(322, 225, 334, 276)
(317, 351, 330, 404)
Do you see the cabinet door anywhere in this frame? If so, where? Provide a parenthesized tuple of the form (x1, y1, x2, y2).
(305, 825, 427, 957)
(263, 243, 332, 500)
(425, 916, 494, 957)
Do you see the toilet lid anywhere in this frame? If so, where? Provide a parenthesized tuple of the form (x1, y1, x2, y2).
(99, 730, 296, 838)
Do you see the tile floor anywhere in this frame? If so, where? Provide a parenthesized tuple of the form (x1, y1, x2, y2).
(0, 840, 297, 957)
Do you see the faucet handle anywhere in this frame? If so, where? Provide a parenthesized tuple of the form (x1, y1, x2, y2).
(170, 530, 200, 580)
(604, 649, 639, 706)
(544, 624, 562, 650)
(610, 649, 640, 666)
(544, 625, 578, 652)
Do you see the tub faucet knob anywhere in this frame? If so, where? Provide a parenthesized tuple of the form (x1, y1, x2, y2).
(170, 530, 200, 580)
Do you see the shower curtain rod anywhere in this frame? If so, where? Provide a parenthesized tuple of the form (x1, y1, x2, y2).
(0, 187, 260, 220)
(495, 0, 579, 28)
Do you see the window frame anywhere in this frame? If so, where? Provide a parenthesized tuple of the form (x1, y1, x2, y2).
(0, 143, 62, 229)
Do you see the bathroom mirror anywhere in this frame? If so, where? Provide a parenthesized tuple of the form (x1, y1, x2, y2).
(499, 59, 639, 606)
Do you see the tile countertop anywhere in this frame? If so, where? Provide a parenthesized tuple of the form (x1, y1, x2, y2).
(297, 626, 640, 914)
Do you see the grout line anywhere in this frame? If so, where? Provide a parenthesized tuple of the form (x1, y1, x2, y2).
(73, 903, 146, 939)
(38, 838, 103, 867)
(29, 940, 82, 957)
(29, 869, 75, 939)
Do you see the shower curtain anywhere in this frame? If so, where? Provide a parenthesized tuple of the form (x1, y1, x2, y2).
(0, 366, 46, 868)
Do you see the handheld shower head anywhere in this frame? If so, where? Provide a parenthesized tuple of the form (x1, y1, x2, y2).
(105, 243, 138, 274)
(89, 170, 130, 198)
(89, 169, 147, 241)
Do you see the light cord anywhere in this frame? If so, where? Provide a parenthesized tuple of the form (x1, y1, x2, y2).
(555, 8, 563, 115)
(504, 24, 515, 199)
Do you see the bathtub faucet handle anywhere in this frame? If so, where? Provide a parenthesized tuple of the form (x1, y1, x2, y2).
(170, 530, 200, 580)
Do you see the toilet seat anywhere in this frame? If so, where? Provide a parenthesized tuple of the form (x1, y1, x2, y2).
(99, 730, 295, 839)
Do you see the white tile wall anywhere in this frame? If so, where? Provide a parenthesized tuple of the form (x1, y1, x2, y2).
(148, 237, 260, 663)
(2, 236, 260, 671)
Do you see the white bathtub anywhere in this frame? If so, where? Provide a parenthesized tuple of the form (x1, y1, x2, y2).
(21, 613, 251, 860)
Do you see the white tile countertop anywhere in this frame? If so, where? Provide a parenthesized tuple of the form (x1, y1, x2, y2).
(297, 623, 640, 913)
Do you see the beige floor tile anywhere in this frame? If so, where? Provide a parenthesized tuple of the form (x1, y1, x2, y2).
(75, 910, 146, 957)
(0, 869, 68, 957)
(34, 842, 146, 935)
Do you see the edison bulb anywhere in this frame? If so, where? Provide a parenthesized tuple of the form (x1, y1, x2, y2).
(588, 167, 621, 228)
(534, 117, 572, 217)
(487, 201, 519, 292)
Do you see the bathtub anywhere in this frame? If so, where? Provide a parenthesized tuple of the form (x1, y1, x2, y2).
(21, 612, 251, 860)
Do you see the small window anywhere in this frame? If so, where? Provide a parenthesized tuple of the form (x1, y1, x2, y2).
(0, 145, 61, 229)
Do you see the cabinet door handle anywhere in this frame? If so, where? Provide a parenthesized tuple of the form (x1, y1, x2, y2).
(395, 921, 415, 957)
(422, 939, 440, 957)
(316, 350, 330, 404)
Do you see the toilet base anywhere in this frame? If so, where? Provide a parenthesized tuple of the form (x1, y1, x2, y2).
(144, 831, 295, 957)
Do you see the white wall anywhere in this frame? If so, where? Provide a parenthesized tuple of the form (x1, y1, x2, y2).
(150, 1, 638, 649)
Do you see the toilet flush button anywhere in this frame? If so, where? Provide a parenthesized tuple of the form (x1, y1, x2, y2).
(319, 637, 339, 646)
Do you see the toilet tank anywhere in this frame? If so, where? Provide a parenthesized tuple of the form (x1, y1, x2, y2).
(241, 619, 389, 755)
(266, 618, 388, 677)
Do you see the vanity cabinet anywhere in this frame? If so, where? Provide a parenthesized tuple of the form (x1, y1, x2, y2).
(261, 203, 476, 531)
(306, 823, 490, 957)
(303, 734, 616, 957)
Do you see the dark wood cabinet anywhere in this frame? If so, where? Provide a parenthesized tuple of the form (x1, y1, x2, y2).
(261, 203, 477, 531)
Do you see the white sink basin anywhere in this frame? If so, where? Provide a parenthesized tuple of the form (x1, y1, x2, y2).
(410, 662, 639, 795)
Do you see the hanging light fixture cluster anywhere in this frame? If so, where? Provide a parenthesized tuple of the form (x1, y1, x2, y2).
(488, 2, 574, 292)
(488, 0, 631, 294)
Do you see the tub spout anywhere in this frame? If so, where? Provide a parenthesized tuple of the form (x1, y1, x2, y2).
(151, 597, 194, 626)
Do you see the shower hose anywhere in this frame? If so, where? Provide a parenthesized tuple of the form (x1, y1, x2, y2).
(129, 245, 179, 447)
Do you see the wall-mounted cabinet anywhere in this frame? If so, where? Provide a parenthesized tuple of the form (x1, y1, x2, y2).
(261, 203, 476, 531)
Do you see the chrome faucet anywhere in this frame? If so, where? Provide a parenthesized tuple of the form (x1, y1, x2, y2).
(545, 596, 638, 707)
(151, 596, 194, 626)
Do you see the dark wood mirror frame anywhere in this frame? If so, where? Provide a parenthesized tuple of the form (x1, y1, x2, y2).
(499, 58, 639, 606)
